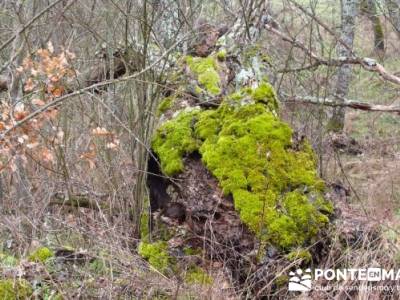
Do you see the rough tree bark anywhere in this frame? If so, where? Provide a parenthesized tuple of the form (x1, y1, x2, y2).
(330, 0, 358, 132)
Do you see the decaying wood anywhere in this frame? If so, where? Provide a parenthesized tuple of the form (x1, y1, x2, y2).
(0, 77, 7, 92)
(159, 155, 261, 284)
(188, 19, 229, 57)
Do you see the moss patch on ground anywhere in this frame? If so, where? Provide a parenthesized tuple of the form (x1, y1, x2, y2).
(152, 82, 333, 250)
(28, 247, 54, 263)
(0, 279, 32, 300)
(138, 241, 213, 284)
(138, 241, 173, 273)
(286, 248, 312, 263)
(184, 265, 213, 285)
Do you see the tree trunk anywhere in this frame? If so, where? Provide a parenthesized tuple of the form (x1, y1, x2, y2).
(386, 0, 400, 39)
(363, 0, 385, 52)
(330, 0, 358, 132)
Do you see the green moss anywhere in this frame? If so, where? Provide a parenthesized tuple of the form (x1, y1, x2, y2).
(185, 266, 213, 285)
(157, 97, 175, 115)
(152, 84, 333, 250)
(275, 275, 289, 287)
(198, 71, 220, 95)
(186, 56, 221, 95)
(217, 49, 227, 60)
(228, 91, 245, 102)
(251, 81, 279, 111)
(286, 248, 312, 263)
(195, 85, 203, 94)
(198, 104, 332, 248)
(140, 196, 150, 240)
(138, 241, 173, 273)
(28, 247, 54, 263)
(0, 279, 32, 300)
(140, 211, 150, 240)
(260, 53, 272, 64)
(152, 110, 200, 175)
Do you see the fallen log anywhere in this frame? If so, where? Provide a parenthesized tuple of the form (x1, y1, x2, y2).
(50, 193, 109, 210)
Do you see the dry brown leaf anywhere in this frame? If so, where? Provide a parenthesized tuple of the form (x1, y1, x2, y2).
(24, 78, 35, 92)
(92, 127, 111, 136)
(37, 48, 50, 58)
(49, 86, 64, 97)
(32, 98, 45, 106)
(14, 111, 29, 121)
(41, 148, 54, 162)
(49, 75, 60, 83)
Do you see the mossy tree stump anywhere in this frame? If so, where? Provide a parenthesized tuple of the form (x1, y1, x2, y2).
(140, 42, 334, 296)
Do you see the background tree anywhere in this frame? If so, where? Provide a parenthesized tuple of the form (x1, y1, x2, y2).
(386, 0, 400, 39)
(329, 0, 358, 132)
(362, 0, 385, 52)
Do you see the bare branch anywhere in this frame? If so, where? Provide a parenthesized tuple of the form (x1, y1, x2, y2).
(0, 0, 69, 52)
(50, 193, 109, 210)
(264, 24, 320, 60)
(284, 94, 400, 113)
(0, 35, 188, 140)
(287, 0, 356, 55)
(265, 25, 400, 86)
